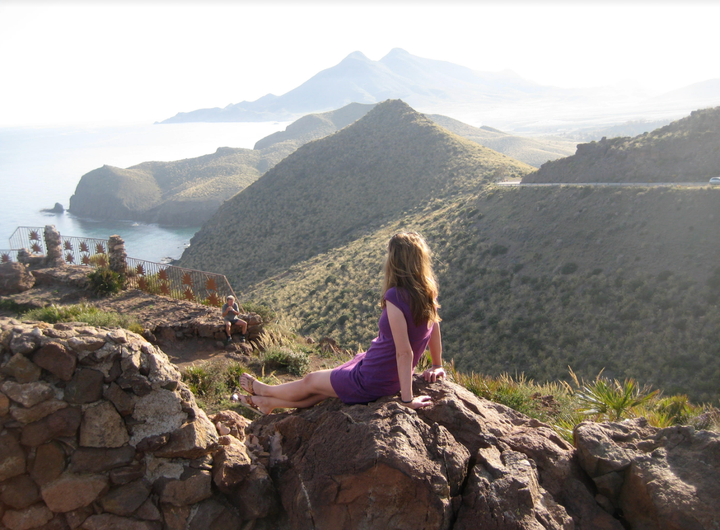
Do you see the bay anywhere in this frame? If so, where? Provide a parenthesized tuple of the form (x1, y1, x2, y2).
(0, 121, 287, 263)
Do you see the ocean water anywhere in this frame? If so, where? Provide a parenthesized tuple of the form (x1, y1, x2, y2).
(0, 121, 287, 263)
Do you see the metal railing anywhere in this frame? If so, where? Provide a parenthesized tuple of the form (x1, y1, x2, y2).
(7, 226, 234, 307)
(124, 257, 235, 306)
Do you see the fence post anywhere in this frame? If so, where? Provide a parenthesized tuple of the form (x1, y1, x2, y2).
(44, 225, 64, 267)
(108, 235, 127, 274)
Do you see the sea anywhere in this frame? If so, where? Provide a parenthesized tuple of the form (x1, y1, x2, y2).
(0, 121, 288, 263)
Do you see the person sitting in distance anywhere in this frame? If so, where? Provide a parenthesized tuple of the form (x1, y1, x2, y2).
(236, 231, 446, 414)
(222, 295, 247, 344)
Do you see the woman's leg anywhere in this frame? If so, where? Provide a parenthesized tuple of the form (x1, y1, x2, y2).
(245, 393, 328, 415)
(241, 369, 338, 402)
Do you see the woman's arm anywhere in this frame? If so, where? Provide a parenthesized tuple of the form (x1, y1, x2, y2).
(387, 301, 432, 409)
(423, 323, 446, 383)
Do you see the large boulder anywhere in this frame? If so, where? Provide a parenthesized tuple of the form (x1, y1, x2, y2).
(247, 379, 624, 530)
(0, 262, 35, 295)
(575, 418, 720, 530)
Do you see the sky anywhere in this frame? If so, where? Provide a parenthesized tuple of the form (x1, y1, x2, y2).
(1, 0, 719, 127)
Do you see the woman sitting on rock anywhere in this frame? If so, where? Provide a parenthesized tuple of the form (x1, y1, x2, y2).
(238, 231, 445, 414)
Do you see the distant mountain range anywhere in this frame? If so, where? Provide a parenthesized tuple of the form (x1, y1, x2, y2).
(524, 106, 720, 183)
(159, 49, 720, 134)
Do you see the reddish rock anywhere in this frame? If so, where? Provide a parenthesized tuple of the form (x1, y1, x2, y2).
(575, 418, 720, 530)
(103, 383, 135, 416)
(1, 503, 53, 530)
(0, 474, 40, 509)
(79, 402, 129, 448)
(41, 472, 109, 512)
(69, 446, 136, 474)
(212, 436, 252, 493)
(135, 497, 162, 521)
(64, 369, 104, 405)
(227, 464, 278, 521)
(0, 354, 41, 384)
(80, 513, 160, 530)
(0, 262, 35, 295)
(135, 433, 169, 453)
(154, 411, 218, 460)
(454, 446, 573, 529)
(64, 505, 93, 529)
(186, 498, 242, 530)
(109, 464, 145, 485)
(0, 391, 9, 416)
(29, 441, 66, 486)
(67, 336, 106, 352)
(10, 399, 67, 424)
(156, 468, 212, 507)
(33, 342, 77, 381)
(20, 406, 82, 447)
(0, 432, 26, 481)
(1, 381, 54, 408)
(106, 330, 127, 344)
(252, 399, 469, 530)
(99, 479, 151, 516)
(211, 410, 249, 441)
(9, 335, 38, 356)
(160, 504, 190, 530)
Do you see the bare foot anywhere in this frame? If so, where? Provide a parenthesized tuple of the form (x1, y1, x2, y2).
(240, 394, 273, 415)
(240, 373, 259, 395)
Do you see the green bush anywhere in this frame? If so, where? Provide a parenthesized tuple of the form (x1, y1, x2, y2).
(560, 262, 578, 275)
(88, 267, 126, 296)
(263, 347, 310, 376)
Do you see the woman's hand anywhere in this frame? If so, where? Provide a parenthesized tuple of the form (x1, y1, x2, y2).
(423, 366, 446, 383)
(404, 395, 433, 409)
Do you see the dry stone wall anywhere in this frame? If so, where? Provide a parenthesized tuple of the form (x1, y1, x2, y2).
(0, 318, 270, 530)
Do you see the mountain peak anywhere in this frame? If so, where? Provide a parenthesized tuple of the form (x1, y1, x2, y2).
(342, 51, 372, 62)
(383, 48, 410, 58)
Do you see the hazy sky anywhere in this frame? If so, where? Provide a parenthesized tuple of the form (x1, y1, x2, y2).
(2, 0, 719, 127)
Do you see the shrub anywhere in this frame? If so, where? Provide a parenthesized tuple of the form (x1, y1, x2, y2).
(560, 263, 578, 275)
(263, 347, 310, 376)
(87, 267, 126, 296)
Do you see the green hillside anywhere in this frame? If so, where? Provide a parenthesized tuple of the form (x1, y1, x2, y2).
(178, 100, 532, 286)
(69, 143, 294, 226)
(524, 106, 720, 183)
(247, 184, 720, 403)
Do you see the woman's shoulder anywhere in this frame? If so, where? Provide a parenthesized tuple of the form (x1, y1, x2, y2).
(384, 286, 409, 306)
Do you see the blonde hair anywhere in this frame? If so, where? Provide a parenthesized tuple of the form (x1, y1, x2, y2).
(382, 232, 440, 325)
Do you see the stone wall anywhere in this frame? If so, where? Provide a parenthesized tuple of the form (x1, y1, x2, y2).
(0, 319, 271, 530)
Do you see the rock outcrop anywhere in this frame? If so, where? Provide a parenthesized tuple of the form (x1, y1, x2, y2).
(575, 418, 720, 530)
(248, 380, 623, 530)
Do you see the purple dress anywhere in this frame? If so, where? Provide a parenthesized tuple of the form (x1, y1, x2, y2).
(330, 286, 435, 404)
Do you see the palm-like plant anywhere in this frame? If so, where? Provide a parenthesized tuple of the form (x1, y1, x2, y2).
(571, 368, 659, 422)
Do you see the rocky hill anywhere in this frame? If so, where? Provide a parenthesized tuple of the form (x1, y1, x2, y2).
(68, 143, 294, 226)
(177, 100, 532, 286)
(255, 103, 577, 168)
(524, 106, 720, 183)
